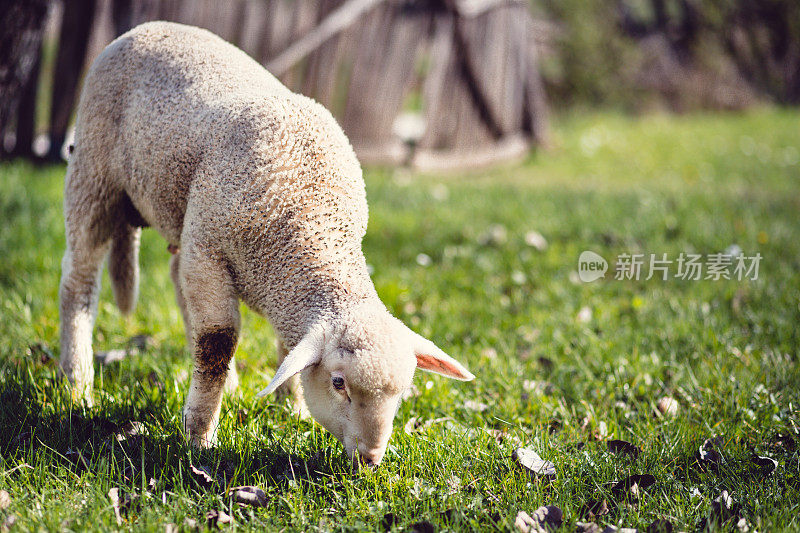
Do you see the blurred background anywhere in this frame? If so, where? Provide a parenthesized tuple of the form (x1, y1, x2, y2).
(2, 0, 798, 169)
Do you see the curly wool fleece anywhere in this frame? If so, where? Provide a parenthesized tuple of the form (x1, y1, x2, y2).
(59, 21, 472, 462)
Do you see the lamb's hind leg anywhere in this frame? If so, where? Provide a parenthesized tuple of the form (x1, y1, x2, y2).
(179, 244, 241, 447)
(59, 166, 114, 403)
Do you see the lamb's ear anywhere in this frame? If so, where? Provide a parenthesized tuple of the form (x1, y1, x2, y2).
(407, 329, 475, 381)
(256, 326, 327, 398)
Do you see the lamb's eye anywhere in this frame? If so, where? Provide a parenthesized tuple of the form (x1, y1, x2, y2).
(332, 376, 345, 390)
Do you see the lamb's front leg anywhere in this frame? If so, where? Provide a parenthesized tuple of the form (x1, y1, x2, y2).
(178, 245, 240, 448)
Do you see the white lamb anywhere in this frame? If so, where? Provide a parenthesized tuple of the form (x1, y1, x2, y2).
(58, 21, 474, 466)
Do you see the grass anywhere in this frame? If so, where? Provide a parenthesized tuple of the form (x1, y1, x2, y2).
(0, 108, 798, 531)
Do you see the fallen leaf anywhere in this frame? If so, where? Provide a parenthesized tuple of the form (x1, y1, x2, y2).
(108, 488, 137, 525)
(513, 447, 556, 477)
(646, 519, 673, 533)
(516, 506, 563, 532)
(404, 417, 455, 435)
(127, 334, 151, 352)
(696, 436, 724, 471)
(751, 454, 777, 476)
(463, 400, 489, 412)
(522, 380, 555, 395)
(484, 428, 522, 447)
(404, 417, 420, 435)
(0, 491, 9, 510)
(771, 433, 796, 452)
(575, 522, 602, 533)
(95, 349, 128, 365)
(524, 231, 548, 250)
(611, 474, 655, 499)
(205, 509, 232, 527)
(656, 397, 678, 417)
(607, 439, 641, 458)
(580, 498, 609, 518)
(381, 513, 399, 531)
(410, 520, 435, 533)
(478, 224, 507, 246)
(189, 464, 216, 488)
(27, 343, 54, 364)
(230, 486, 267, 507)
(115, 421, 146, 441)
(710, 490, 740, 524)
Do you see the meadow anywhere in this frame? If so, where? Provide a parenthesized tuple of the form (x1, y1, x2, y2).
(0, 109, 797, 531)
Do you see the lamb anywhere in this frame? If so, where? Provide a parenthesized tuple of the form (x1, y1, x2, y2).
(58, 21, 474, 466)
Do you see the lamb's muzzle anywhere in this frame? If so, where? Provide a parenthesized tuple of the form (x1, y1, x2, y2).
(58, 20, 474, 463)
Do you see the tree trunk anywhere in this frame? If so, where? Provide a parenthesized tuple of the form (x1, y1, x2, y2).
(0, 0, 50, 158)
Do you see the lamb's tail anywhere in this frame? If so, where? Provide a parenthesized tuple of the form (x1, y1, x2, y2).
(108, 224, 141, 315)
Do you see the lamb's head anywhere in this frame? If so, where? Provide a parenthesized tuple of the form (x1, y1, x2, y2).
(257, 305, 474, 467)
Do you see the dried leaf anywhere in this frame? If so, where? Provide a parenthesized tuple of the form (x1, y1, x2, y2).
(230, 486, 267, 507)
(108, 488, 136, 525)
(463, 400, 489, 412)
(751, 454, 777, 476)
(189, 464, 216, 488)
(410, 520, 435, 533)
(575, 522, 602, 533)
(522, 380, 555, 395)
(607, 440, 641, 458)
(576, 306, 593, 323)
(115, 421, 146, 441)
(580, 498, 609, 518)
(95, 349, 128, 365)
(524, 231, 548, 251)
(771, 433, 796, 452)
(611, 474, 655, 499)
(0, 491, 9, 510)
(646, 519, 673, 533)
(515, 506, 562, 533)
(513, 447, 556, 477)
(710, 490, 741, 524)
(404, 417, 455, 435)
(696, 436, 724, 470)
(381, 513, 399, 531)
(127, 334, 152, 352)
(205, 509, 232, 527)
(656, 397, 678, 417)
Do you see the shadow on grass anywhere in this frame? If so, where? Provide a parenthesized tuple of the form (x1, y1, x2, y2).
(0, 363, 344, 494)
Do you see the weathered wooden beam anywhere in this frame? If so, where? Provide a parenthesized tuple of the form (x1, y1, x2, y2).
(267, 0, 387, 76)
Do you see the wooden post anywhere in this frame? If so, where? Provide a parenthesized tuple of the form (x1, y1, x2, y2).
(47, 0, 97, 161)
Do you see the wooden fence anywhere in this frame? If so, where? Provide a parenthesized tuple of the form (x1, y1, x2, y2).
(1, 0, 549, 170)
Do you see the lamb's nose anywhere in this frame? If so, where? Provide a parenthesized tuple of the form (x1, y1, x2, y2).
(357, 447, 384, 467)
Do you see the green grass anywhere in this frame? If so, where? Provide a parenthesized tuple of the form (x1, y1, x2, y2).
(0, 108, 798, 531)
